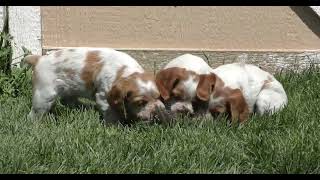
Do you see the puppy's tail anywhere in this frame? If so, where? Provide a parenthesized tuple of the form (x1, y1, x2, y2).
(21, 54, 41, 69)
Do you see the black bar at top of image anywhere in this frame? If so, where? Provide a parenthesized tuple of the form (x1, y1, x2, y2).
(1, 0, 320, 6)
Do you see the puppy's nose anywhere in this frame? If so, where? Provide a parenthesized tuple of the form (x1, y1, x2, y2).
(177, 107, 194, 115)
(155, 100, 166, 109)
(152, 106, 173, 123)
(177, 107, 187, 113)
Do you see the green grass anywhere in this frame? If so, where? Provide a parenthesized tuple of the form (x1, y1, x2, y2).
(0, 67, 320, 174)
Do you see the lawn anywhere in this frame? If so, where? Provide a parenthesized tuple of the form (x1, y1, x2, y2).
(0, 66, 320, 174)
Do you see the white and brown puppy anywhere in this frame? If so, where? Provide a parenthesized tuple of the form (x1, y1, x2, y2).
(24, 48, 166, 124)
(155, 54, 214, 116)
(156, 54, 288, 123)
(208, 63, 288, 123)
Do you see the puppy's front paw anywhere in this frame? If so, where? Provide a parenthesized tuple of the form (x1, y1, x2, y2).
(27, 110, 37, 120)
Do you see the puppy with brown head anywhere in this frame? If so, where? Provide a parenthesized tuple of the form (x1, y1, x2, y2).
(156, 54, 288, 124)
(155, 54, 250, 124)
(155, 54, 215, 117)
(24, 48, 167, 124)
(209, 63, 288, 124)
(107, 71, 166, 124)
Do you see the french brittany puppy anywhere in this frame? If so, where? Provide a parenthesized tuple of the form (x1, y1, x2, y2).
(24, 48, 166, 124)
(156, 54, 288, 123)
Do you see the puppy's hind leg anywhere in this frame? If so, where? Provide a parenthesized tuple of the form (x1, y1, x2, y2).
(255, 80, 288, 115)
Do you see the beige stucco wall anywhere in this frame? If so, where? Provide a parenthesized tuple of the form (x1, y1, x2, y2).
(41, 6, 320, 51)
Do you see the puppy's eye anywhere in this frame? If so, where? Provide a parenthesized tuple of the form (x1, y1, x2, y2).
(153, 92, 160, 99)
(172, 93, 182, 100)
(211, 84, 215, 92)
(171, 88, 183, 100)
(136, 100, 148, 106)
(134, 99, 148, 106)
(126, 91, 133, 98)
(172, 79, 180, 89)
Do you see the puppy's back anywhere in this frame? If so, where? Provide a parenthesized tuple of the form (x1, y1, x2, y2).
(164, 54, 213, 74)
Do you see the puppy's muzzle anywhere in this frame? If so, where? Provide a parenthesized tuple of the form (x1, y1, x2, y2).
(148, 100, 173, 124)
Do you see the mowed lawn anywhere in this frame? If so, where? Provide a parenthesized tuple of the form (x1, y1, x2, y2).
(0, 66, 320, 174)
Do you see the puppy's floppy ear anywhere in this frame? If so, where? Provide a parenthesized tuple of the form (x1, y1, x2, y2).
(107, 78, 136, 107)
(107, 82, 126, 108)
(155, 67, 187, 101)
(196, 73, 216, 101)
(106, 82, 131, 121)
